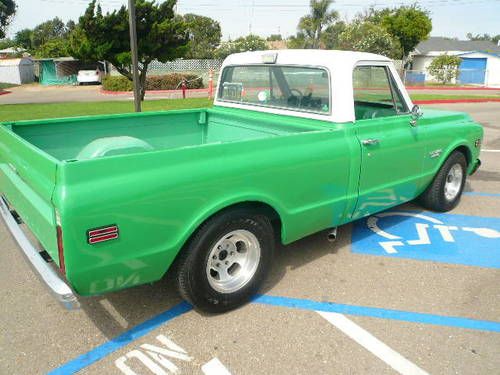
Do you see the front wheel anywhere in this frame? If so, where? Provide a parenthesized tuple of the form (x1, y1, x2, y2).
(176, 208, 274, 313)
(419, 151, 467, 212)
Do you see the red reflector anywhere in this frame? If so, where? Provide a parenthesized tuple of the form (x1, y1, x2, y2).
(57, 225, 66, 275)
(87, 225, 119, 244)
(88, 226, 118, 237)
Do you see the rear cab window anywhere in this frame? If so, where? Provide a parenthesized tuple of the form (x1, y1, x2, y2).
(218, 65, 331, 115)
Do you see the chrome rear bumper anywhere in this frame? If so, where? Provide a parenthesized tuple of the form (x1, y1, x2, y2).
(0, 197, 80, 309)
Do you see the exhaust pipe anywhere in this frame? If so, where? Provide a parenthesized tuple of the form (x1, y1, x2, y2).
(327, 227, 337, 242)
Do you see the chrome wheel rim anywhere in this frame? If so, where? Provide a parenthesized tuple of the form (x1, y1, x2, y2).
(206, 229, 261, 294)
(444, 163, 463, 201)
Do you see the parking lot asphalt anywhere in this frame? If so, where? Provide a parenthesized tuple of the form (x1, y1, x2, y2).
(0, 103, 499, 375)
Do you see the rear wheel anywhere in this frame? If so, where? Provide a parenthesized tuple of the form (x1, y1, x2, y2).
(176, 208, 274, 313)
(419, 151, 467, 212)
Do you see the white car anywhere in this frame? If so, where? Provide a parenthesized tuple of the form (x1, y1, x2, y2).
(77, 69, 103, 85)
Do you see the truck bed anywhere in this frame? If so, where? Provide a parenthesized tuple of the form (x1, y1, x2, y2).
(10, 107, 320, 161)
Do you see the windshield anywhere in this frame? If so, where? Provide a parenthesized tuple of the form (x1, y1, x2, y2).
(217, 65, 330, 115)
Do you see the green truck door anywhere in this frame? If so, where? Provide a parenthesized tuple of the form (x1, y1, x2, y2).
(352, 65, 424, 218)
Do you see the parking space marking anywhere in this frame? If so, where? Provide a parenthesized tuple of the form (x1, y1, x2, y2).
(318, 311, 429, 375)
(47, 302, 192, 375)
(115, 334, 193, 375)
(463, 191, 500, 197)
(201, 358, 232, 375)
(254, 295, 500, 332)
(352, 210, 500, 268)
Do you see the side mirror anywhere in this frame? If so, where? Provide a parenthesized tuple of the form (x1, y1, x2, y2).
(410, 104, 423, 127)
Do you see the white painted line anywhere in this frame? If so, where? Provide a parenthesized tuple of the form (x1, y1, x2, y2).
(407, 223, 431, 245)
(481, 149, 500, 153)
(202, 358, 232, 375)
(433, 225, 458, 242)
(380, 240, 404, 254)
(317, 311, 429, 375)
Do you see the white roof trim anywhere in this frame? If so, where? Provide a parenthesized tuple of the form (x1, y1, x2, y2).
(213, 49, 407, 123)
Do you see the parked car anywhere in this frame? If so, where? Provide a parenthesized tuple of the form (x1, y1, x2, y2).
(77, 68, 103, 85)
(0, 50, 483, 313)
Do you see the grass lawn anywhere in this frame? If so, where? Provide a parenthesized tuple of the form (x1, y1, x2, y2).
(0, 93, 498, 122)
(0, 82, 18, 90)
(410, 93, 500, 101)
(0, 98, 214, 122)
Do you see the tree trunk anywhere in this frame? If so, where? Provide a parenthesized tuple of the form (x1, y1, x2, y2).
(139, 63, 149, 101)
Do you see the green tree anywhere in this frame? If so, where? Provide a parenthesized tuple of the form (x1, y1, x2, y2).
(183, 13, 221, 59)
(428, 54, 461, 84)
(297, 0, 338, 48)
(266, 34, 282, 41)
(0, 0, 17, 39)
(70, 0, 189, 100)
(14, 28, 32, 50)
(466, 32, 500, 45)
(214, 34, 267, 59)
(367, 5, 431, 63)
(31, 17, 67, 49)
(34, 38, 69, 58)
(0, 37, 14, 49)
(0, 0, 16, 38)
(338, 21, 402, 59)
(321, 20, 346, 49)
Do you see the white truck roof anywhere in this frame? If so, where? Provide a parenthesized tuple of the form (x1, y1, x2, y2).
(215, 49, 412, 123)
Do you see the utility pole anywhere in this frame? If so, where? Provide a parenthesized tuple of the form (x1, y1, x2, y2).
(128, 0, 141, 112)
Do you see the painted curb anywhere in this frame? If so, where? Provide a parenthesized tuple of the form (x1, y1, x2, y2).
(414, 98, 500, 104)
(407, 86, 500, 91)
(101, 88, 210, 95)
(0, 90, 12, 96)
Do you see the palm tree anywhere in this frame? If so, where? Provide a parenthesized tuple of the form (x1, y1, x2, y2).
(298, 0, 338, 48)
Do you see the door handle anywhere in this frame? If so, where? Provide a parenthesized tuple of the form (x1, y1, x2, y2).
(361, 138, 380, 146)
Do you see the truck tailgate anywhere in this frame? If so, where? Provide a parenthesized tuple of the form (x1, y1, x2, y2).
(0, 124, 59, 263)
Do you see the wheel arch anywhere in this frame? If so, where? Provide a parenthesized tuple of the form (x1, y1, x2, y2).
(438, 142, 472, 174)
(177, 198, 285, 256)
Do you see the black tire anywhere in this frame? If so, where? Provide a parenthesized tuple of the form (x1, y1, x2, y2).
(419, 151, 467, 212)
(175, 208, 274, 313)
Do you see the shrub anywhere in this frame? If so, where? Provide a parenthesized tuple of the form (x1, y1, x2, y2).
(102, 76, 133, 91)
(145, 73, 203, 90)
(102, 73, 203, 92)
(428, 54, 462, 84)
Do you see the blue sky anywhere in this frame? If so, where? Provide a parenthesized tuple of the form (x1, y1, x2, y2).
(7, 0, 500, 41)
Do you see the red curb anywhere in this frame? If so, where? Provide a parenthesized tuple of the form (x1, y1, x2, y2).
(407, 86, 499, 91)
(414, 98, 500, 104)
(0, 90, 12, 96)
(101, 88, 210, 95)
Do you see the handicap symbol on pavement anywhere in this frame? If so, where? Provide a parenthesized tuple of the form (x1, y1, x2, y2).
(351, 210, 500, 268)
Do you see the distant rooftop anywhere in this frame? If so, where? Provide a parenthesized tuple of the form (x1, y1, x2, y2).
(414, 37, 500, 55)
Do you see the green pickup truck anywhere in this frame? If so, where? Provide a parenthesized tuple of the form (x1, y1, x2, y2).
(0, 50, 482, 312)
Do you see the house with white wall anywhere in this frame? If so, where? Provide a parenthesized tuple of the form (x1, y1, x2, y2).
(410, 37, 500, 86)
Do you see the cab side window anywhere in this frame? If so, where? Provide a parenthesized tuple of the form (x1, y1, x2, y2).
(353, 66, 408, 120)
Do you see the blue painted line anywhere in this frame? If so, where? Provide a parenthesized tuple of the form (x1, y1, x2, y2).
(463, 191, 500, 197)
(47, 301, 192, 375)
(254, 294, 500, 333)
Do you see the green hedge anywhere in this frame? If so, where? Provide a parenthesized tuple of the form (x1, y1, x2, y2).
(102, 73, 203, 92)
